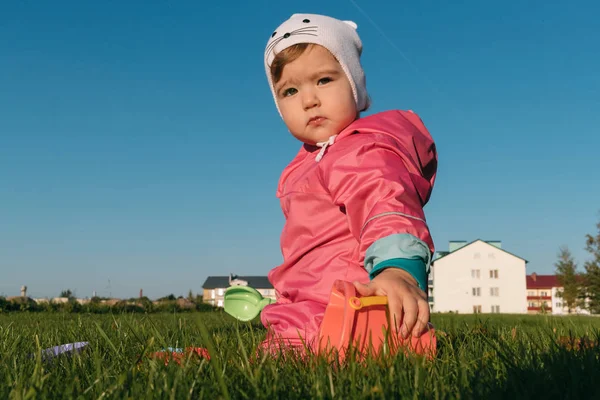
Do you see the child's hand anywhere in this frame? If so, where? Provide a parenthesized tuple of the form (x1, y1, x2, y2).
(353, 268, 429, 339)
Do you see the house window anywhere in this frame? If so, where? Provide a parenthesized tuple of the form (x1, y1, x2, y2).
(473, 305, 482, 313)
(217, 288, 224, 296)
(217, 300, 223, 307)
(490, 287, 499, 296)
(489, 269, 499, 279)
(528, 302, 535, 307)
(211, 290, 215, 299)
(556, 302, 562, 308)
(541, 291, 548, 297)
(474, 253, 481, 259)
(488, 253, 496, 259)
(491, 305, 500, 313)
(527, 291, 534, 296)
(471, 269, 480, 279)
(472, 287, 481, 296)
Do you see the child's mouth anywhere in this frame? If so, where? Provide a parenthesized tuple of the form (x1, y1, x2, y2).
(308, 116, 326, 126)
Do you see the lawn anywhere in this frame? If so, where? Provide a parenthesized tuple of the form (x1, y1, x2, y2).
(1, 311, 599, 399)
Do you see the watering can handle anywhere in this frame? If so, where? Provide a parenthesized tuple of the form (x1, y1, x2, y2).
(349, 296, 388, 310)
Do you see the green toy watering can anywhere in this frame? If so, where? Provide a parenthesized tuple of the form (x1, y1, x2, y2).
(223, 286, 275, 321)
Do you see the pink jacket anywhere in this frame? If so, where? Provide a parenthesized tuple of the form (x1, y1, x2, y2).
(260, 110, 438, 350)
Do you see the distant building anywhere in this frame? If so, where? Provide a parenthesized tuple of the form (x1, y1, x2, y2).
(526, 273, 589, 315)
(201, 274, 275, 307)
(430, 240, 528, 314)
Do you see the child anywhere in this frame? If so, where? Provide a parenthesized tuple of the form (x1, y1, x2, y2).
(260, 14, 437, 353)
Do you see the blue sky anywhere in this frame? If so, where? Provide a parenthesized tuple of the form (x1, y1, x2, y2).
(1, 0, 599, 299)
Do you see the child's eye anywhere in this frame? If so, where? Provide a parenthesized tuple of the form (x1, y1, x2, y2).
(318, 77, 332, 85)
(283, 87, 298, 97)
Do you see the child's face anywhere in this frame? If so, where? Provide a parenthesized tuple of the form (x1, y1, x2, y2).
(274, 45, 358, 145)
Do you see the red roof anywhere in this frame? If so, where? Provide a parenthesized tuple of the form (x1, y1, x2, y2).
(527, 274, 559, 289)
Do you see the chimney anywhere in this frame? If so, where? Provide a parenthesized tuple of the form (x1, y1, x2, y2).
(20, 285, 27, 297)
(531, 272, 537, 282)
(140, 288, 143, 299)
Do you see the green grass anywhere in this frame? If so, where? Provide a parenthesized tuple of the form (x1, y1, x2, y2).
(1, 311, 599, 399)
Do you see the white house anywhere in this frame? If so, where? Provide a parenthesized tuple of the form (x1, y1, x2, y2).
(430, 240, 528, 314)
(201, 274, 275, 308)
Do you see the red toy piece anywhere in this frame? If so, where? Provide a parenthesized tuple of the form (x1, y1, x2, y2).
(147, 347, 210, 367)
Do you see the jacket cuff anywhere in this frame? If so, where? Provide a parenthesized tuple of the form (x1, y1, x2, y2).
(364, 233, 431, 291)
(369, 258, 427, 291)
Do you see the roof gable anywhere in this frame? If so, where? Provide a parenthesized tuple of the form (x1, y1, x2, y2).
(527, 274, 585, 289)
(526, 274, 558, 289)
(433, 239, 528, 264)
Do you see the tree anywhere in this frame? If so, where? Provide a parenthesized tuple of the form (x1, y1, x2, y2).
(60, 289, 73, 298)
(0, 297, 8, 312)
(583, 217, 600, 314)
(554, 246, 581, 313)
(157, 294, 176, 302)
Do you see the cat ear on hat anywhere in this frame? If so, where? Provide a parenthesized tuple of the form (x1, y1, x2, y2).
(343, 20, 358, 29)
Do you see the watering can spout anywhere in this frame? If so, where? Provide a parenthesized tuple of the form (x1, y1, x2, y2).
(260, 297, 275, 308)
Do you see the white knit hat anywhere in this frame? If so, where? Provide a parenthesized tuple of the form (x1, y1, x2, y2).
(264, 13, 370, 115)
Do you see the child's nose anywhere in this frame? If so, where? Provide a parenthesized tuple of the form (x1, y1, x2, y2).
(302, 89, 320, 110)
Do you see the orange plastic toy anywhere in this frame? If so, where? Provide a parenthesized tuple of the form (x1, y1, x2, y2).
(145, 347, 210, 367)
(317, 280, 436, 360)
